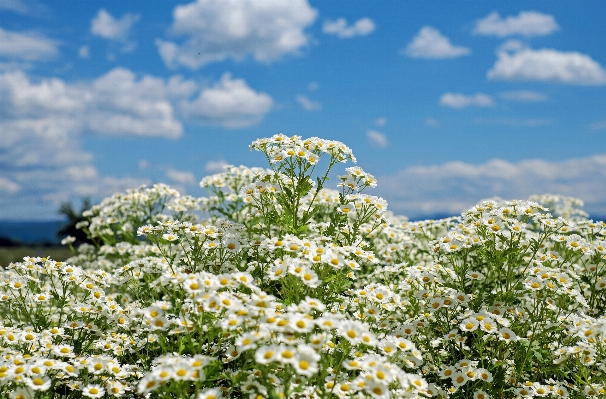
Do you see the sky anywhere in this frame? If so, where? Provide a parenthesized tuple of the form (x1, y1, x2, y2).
(1, 0, 606, 220)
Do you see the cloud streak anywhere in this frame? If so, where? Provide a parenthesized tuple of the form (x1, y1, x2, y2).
(0, 27, 58, 61)
(499, 90, 548, 102)
(367, 130, 388, 147)
(296, 95, 321, 111)
(376, 154, 606, 218)
(439, 93, 494, 108)
(474, 11, 559, 37)
(323, 17, 375, 39)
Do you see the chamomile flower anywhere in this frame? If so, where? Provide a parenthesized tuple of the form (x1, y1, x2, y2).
(451, 370, 469, 387)
(288, 313, 315, 333)
(474, 389, 490, 399)
(162, 233, 179, 242)
(198, 388, 223, 399)
(365, 380, 390, 398)
(498, 328, 518, 342)
(460, 317, 479, 332)
(292, 345, 320, 376)
(255, 346, 278, 365)
(478, 318, 498, 334)
(82, 384, 105, 398)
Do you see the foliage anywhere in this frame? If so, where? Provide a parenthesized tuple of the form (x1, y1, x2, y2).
(0, 134, 605, 399)
(57, 197, 96, 246)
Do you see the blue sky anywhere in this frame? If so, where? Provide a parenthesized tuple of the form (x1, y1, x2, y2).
(1, 0, 605, 220)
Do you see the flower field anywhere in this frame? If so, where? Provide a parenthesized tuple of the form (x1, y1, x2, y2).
(1, 134, 605, 399)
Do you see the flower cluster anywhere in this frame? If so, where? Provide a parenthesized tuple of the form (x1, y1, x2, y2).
(1, 135, 605, 399)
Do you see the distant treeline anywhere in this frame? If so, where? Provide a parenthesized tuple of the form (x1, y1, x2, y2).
(0, 235, 60, 248)
(0, 220, 65, 246)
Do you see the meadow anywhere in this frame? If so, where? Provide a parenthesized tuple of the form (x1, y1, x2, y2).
(1, 134, 605, 399)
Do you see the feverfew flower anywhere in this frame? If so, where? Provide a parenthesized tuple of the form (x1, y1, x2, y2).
(82, 384, 105, 398)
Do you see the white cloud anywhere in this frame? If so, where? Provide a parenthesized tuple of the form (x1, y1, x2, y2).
(474, 11, 559, 37)
(88, 68, 184, 138)
(307, 81, 319, 91)
(166, 168, 196, 186)
(0, 66, 274, 218)
(156, 0, 317, 69)
(425, 117, 440, 127)
(78, 45, 90, 59)
(180, 73, 273, 128)
(0, 177, 20, 194)
(589, 120, 606, 130)
(204, 160, 228, 173)
(403, 26, 470, 59)
(0, 27, 58, 60)
(0, 119, 149, 219)
(488, 41, 606, 85)
(2, 68, 266, 137)
(0, 67, 239, 219)
(0, 0, 28, 14)
(0, 0, 47, 16)
(323, 17, 375, 39)
(499, 90, 548, 102)
(474, 118, 552, 127)
(296, 95, 321, 111)
(91, 9, 140, 41)
(0, 68, 187, 140)
(367, 130, 388, 147)
(439, 93, 494, 109)
(375, 117, 387, 127)
(376, 154, 606, 218)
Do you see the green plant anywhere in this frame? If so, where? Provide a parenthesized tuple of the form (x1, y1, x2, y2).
(0, 134, 605, 399)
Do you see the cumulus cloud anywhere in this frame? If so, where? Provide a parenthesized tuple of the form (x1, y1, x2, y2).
(91, 9, 140, 54)
(488, 41, 606, 85)
(323, 17, 375, 39)
(403, 26, 470, 59)
(156, 0, 317, 69)
(1, 68, 265, 136)
(296, 95, 321, 111)
(439, 93, 494, 109)
(367, 130, 388, 147)
(499, 90, 548, 102)
(0, 67, 270, 219)
(180, 73, 273, 128)
(0, 27, 58, 60)
(0, 121, 149, 219)
(91, 9, 140, 41)
(375, 154, 606, 218)
(0, 68, 185, 219)
(88, 68, 185, 137)
(0, 68, 191, 141)
(474, 11, 559, 37)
